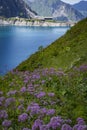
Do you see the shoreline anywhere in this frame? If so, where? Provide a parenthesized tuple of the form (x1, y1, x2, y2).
(0, 18, 75, 27)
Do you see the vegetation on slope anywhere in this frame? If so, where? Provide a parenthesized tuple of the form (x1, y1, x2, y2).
(17, 18, 87, 72)
(0, 66, 87, 129)
(0, 18, 87, 129)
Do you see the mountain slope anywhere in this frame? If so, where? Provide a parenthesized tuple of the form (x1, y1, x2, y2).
(0, 0, 37, 18)
(17, 18, 87, 71)
(26, 0, 84, 22)
(73, 1, 87, 17)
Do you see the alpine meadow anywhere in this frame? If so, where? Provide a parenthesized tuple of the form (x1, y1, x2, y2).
(0, 0, 87, 130)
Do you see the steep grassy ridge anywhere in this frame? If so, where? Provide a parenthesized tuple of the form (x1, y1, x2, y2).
(17, 18, 87, 72)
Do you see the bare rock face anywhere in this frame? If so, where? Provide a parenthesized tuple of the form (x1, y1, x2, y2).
(0, 0, 37, 18)
(26, 0, 84, 22)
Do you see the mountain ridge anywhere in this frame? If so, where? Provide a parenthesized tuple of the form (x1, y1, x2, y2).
(73, 0, 87, 17)
(26, 0, 84, 22)
(0, 0, 37, 18)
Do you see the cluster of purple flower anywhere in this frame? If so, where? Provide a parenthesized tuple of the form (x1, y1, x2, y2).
(46, 109, 55, 116)
(47, 116, 63, 129)
(31, 117, 87, 130)
(27, 103, 40, 116)
(32, 119, 43, 130)
(5, 97, 15, 107)
(0, 96, 5, 106)
(27, 84, 35, 94)
(18, 113, 28, 122)
(78, 65, 87, 72)
(7, 90, 17, 96)
(20, 86, 27, 93)
(36, 92, 46, 98)
(0, 67, 87, 129)
(73, 118, 87, 130)
(0, 110, 8, 119)
(2, 119, 11, 128)
(18, 104, 24, 111)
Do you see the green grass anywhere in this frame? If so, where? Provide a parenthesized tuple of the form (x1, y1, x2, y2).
(17, 18, 87, 72)
(0, 18, 87, 129)
(0, 67, 87, 129)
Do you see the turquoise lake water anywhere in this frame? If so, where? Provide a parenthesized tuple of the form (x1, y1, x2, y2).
(0, 26, 69, 75)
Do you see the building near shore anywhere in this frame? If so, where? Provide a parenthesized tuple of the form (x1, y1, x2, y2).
(34, 16, 53, 21)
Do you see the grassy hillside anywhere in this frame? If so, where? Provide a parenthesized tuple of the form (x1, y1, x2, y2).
(0, 18, 87, 129)
(17, 18, 87, 72)
(0, 65, 87, 129)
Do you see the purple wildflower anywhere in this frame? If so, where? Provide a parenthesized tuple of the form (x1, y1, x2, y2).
(7, 90, 17, 96)
(18, 104, 24, 111)
(48, 122, 61, 129)
(0, 96, 5, 102)
(2, 120, 11, 127)
(40, 108, 47, 114)
(0, 110, 8, 119)
(61, 124, 72, 130)
(65, 119, 72, 124)
(32, 119, 43, 130)
(18, 113, 28, 122)
(39, 108, 47, 118)
(73, 125, 87, 130)
(36, 92, 46, 98)
(5, 97, 15, 107)
(32, 74, 40, 79)
(77, 118, 86, 125)
(27, 103, 40, 111)
(48, 116, 62, 129)
(40, 125, 49, 130)
(73, 124, 80, 130)
(20, 87, 27, 93)
(24, 79, 29, 83)
(27, 86, 34, 94)
(79, 65, 87, 72)
(27, 103, 40, 116)
(77, 125, 87, 130)
(46, 109, 55, 116)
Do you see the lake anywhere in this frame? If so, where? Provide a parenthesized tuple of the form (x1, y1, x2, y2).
(0, 26, 69, 75)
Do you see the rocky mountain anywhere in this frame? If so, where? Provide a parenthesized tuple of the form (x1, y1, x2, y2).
(73, 0, 87, 17)
(26, 0, 84, 22)
(0, 0, 37, 18)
